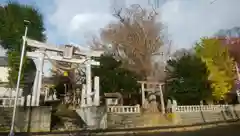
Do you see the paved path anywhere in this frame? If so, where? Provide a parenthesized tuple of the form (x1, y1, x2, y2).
(107, 123, 240, 136)
(78, 123, 240, 136)
(7, 123, 240, 136)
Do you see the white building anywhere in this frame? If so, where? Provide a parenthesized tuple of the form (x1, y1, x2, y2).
(0, 56, 23, 106)
(0, 56, 8, 83)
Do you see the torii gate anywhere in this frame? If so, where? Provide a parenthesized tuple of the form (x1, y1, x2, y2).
(138, 81, 165, 114)
(24, 37, 103, 106)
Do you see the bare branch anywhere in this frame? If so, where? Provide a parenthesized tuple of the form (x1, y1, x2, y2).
(90, 5, 168, 79)
(113, 8, 124, 22)
(105, 5, 164, 77)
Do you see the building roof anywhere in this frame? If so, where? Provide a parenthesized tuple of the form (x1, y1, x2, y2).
(0, 56, 8, 67)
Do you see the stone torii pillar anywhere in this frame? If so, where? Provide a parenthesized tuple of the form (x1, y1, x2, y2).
(86, 55, 92, 106)
(29, 50, 45, 106)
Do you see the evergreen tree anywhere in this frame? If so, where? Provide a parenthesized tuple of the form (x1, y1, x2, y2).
(92, 55, 141, 93)
(165, 52, 211, 105)
(0, 2, 45, 88)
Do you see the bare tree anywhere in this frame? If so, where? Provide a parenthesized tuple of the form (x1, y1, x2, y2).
(94, 4, 166, 79)
(90, 5, 170, 113)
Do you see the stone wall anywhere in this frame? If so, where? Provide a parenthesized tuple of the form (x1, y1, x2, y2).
(3, 105, 240, 132)
(0, 106, 52, 132)
(106, 105, 240, 129)
(107, 113, 172, 128)
(173, 105, 240, 125)
(107, 113, 141, 128)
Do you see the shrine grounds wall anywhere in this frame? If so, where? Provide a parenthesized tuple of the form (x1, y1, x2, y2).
(173, 105, 240, 125)
(0, 105, 239, 132)
(106, 105, 240, 129)
(107, 113, 173, 128)
(0, 106, 52, 132)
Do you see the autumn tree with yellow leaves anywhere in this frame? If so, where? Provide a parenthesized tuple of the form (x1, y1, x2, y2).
(195, 38, 236, 101)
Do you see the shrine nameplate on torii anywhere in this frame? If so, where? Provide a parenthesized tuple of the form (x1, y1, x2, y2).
(24, 37, 103, 106)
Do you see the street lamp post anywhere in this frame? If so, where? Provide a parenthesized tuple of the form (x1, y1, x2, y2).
(9, 20, 30, 136)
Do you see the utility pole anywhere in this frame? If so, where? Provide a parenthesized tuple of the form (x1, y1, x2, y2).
(9, 20, 30, 136)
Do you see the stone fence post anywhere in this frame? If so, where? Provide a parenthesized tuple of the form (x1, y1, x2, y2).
(171, 99, 181, 124)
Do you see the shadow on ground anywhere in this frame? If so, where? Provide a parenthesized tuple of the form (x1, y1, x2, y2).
(136, 123, 240, 136)
(91, 123, 240, 136)
(4, 122, 240, 136)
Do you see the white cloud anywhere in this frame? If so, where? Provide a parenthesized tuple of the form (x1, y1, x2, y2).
(47, 0, 115, 45)
(68, 13, 115, 44)
(161, 0, 240, 49)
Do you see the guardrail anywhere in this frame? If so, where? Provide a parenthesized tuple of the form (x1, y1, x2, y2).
(107, 105, 140, 113)
(176, 105, 231, 112)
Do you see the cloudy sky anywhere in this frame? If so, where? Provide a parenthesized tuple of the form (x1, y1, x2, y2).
(1, 0, 240, 76)
(1, 0, 240, 49)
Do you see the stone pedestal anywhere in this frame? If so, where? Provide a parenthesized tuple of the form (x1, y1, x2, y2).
(170, 100, 181, 124)
(142, 99, 159, 113)
(76, 106, 107, 129)
(147, 101, 159, 113)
